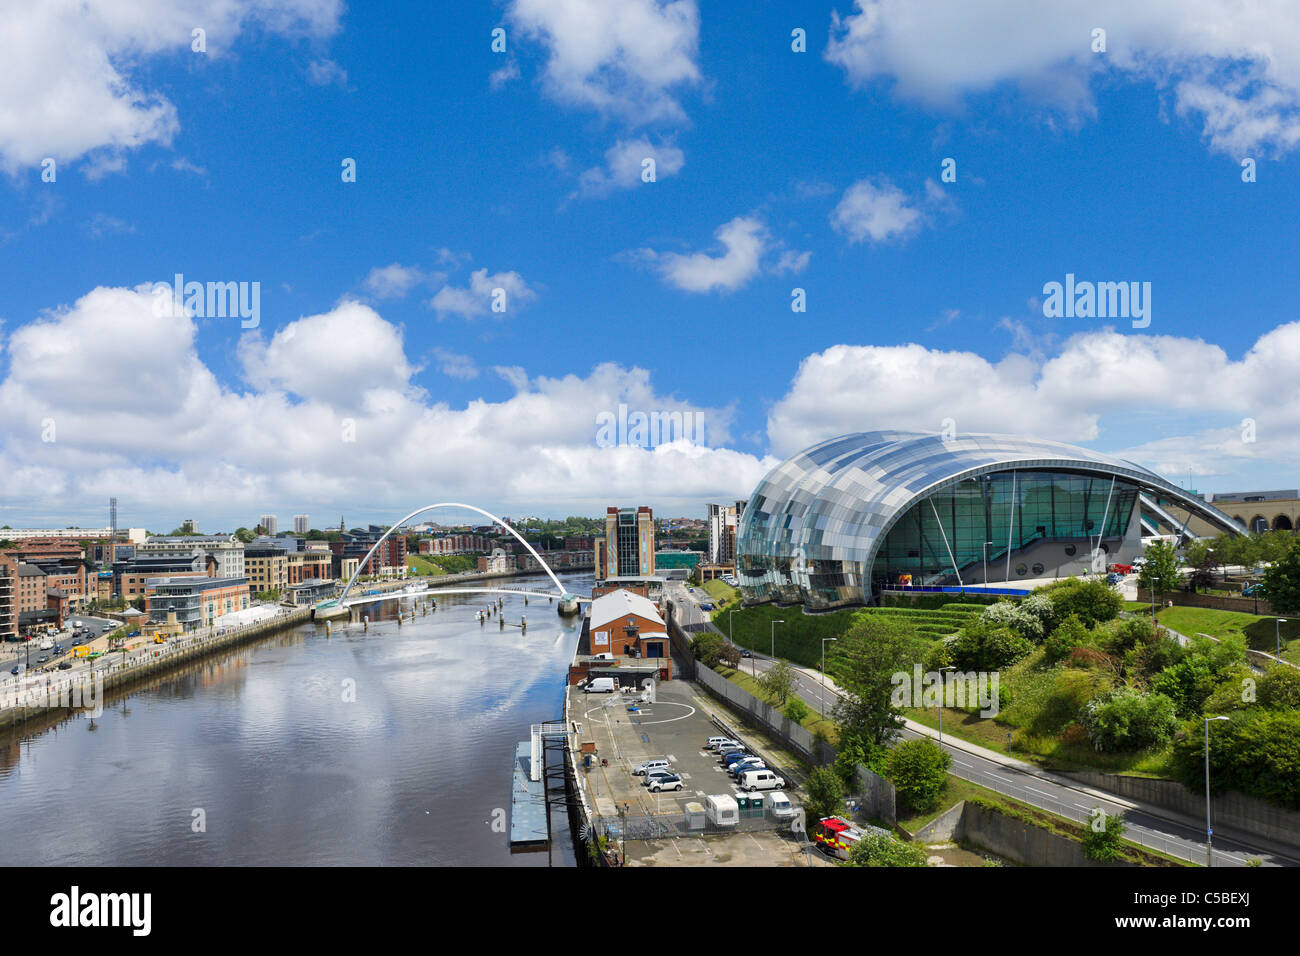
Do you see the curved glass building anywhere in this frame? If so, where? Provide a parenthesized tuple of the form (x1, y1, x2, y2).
(736, 432, 1244, 609)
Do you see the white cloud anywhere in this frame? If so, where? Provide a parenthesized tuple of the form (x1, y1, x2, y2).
(238, 300, 416, 406)
(507, 0, 701, 123)
(575, 138, 684, 197)
(0, 1, 343, 173)
(772, 249, 812, 276)
(0, 284, 769, 524)
(431, 268, 536, 319)
(766, 325, 1300, 488)
(306, 58, 348, 87)
(825, 0, 1300, 156)
(830, 177, 924, 244)
(490, 59, 521, 90)
(433, 348, 479, 380)
(363, 263, 428, 299)
(640, 215, 767, 294)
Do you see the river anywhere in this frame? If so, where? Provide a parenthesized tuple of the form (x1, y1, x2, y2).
(0, 572, 590, 866)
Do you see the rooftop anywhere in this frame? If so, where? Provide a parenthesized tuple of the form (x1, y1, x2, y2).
(589, 588, 664, 629)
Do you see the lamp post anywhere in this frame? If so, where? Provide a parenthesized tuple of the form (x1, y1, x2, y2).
(771, 619, 784, 660)
(1278, 619, 1288, 658)
(938, 666, 955, 745)
(1204, 715, 1229, 866)
(820, 637, 837, 717)
(982, 541, 992, 588)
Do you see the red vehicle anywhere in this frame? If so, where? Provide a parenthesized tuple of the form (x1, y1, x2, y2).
(1108, 563, 1134, 575)
(813, 817, 864, 860)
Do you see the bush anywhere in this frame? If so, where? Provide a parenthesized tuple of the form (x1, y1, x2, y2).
(783, 696, 810, 723)
(844, 832, 930, 867)
(1258, 664, 1300, 710)
(886, 738, 951, 815)
(1042, 578, 1122, 628)
(1079, 688, 1178, 752)
(1170, 709, 1300, 810)
(949, 620, 1034, 672)
(1083, 810, 1127, 861)
(1044, 614, 1091, 664)
(981, 600, 1044, 642)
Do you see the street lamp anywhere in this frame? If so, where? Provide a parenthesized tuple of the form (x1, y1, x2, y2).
(771, 619, 784, 659)
(1204, 715, 1229, 867)
(820, 637, 838, 717)
(938, 666, 955, 745)
(1277, 619, 1288, 658)
(982, 541, 992, 588)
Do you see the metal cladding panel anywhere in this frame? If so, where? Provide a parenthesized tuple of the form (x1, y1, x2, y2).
(736, 431, 1244, 608)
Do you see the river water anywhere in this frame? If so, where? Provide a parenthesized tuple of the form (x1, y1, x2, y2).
(0, 572, 590, 866)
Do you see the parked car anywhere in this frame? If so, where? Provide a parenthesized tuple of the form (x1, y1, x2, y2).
(37, 656, 49, 664)
(53, 645, 63, 654)
(633, 759, 671, 776)
(728, 758, 766, 778)
(646, 772, 684, 793)
(738, 769, 786, 792)
(9, 666, 19, 675)
(643, 770, 679, 788)
(709, 738, 741, 753)
(718, 751, 749, 767)
(57, 661, 72, 670)
(704, 736, 734, 750)
(740, 649, 752, 658)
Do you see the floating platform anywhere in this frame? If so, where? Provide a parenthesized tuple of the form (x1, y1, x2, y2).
(510, 740, 549, 847)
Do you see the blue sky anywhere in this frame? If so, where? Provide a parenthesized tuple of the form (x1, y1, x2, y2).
(3, 1, 1300, 530)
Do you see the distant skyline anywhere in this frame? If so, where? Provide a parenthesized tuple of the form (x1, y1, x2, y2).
(5, 2, 1300, 528)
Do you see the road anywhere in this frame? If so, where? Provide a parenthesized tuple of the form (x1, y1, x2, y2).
(665, 582, 1298, 868)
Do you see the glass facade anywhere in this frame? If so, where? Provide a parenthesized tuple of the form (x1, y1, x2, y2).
(736, 431, 1241, 609)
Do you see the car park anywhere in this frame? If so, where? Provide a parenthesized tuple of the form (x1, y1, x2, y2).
(646, 773, 684, 793)
(633, 759, 671, 776)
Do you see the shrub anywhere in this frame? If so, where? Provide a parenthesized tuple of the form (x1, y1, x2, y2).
(1044, 614, 1091, 664)
(783, 696, 810, 723)
(981, 600, 1044, 643)
(1258, 664, 1300, 710)
(1083, 810, 1127, 861)
(1042, 578, 1122, 628)
(1169, 709, 1300, 810)
(844, 832, 930, 867)
(886, 738, 951, 815)
(1079, 688, 1178, 752)
(949, 620, 1034, 672)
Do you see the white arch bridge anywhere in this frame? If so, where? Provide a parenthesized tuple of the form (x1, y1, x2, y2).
(312, 502, 590, 619)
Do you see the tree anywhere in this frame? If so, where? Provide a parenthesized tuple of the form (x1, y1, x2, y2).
(1137, 539, 1181, 603)
(804, 765, 845, 824)
(234, 527, 255, 544)
(690, 633, 726, 669)
(1083, 809, 1127, 861)
(1258, 664, 1300, 710)
(886, 738, 951, 815)
(831, 617, 928, 761)
(718, 642, 741, 668)
(758, 660, 796, 707)
(1182, 539, 1219, 592)
(1262, 539, 1300, 614)
(1044, 614, 1092, 664)
(844, 832, 929, 867)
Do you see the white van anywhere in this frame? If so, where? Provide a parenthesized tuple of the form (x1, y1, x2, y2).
(768, 791, 795, 818)
(583, 677, 616, 694)
(738, 769, 785, 792)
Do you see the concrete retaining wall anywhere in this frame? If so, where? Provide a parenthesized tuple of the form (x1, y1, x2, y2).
(959, 803, 1127, 866)
(907, 801, 965, 843)
(1058, 771, 1300, 851)
(0, 608, 311, 731)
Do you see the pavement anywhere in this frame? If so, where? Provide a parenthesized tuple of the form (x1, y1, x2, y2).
(666, 580, 1300, 868)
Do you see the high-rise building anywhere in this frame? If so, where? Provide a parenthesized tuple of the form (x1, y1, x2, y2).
(293, 514, 310, 534)
(181, 519, 198, 534)
(259, 514, 278, 535)
(594, 506, 655, 579)
(707, 501, 747, 565)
